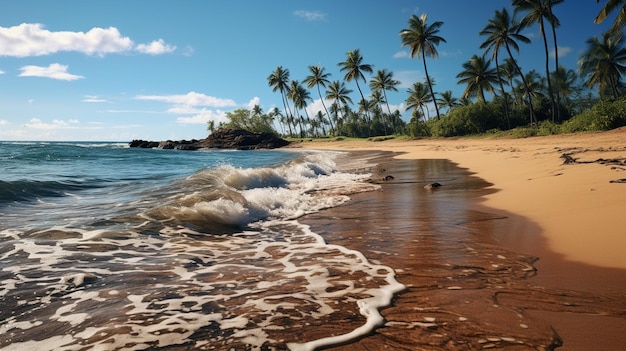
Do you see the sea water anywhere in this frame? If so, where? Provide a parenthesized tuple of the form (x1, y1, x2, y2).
(0, 142, 404, 350)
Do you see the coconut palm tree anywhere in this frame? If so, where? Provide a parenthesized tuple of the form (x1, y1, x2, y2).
(303, 64, 334, 135)
(516, 70, 546, 106)
(550, 65, 581, 118)
(579, 32, 626, 99)
(513, 0, 564, 121)
(437, 90, 459, 114)
(369, 69, 400, 116)
(406, 81, 432, 121)
(369, 89, 389, 134)
(456, 54, 499, 103)
(400, 13, 446, 120)
(338, 49, 373, 136)
(267, 66, 294, 136)
(326, 80, 353, 128)
(595, 0, 626, 38)
(501, 58, 522, 104)
(479, 8, 535, 124)
(289, 80, 312, 137)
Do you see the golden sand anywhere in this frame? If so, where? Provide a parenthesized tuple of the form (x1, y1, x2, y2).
(290, 127, 626, 270)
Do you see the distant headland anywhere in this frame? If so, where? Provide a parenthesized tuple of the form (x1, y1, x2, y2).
(129, 128, 289, 150)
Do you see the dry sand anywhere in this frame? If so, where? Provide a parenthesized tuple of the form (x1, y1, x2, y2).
(289, 127, 626, 350)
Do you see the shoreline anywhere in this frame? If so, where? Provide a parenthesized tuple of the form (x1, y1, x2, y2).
(290, 127, 626, 271)
(292, 128, 626, 350)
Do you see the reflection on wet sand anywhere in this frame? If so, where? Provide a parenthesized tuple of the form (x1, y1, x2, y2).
(301, 155, 626, 350)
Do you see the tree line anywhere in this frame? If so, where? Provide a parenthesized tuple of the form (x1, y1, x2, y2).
(212, 1, 626, 138)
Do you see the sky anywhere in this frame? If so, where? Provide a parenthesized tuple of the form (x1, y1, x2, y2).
(0, 1, 616, 141)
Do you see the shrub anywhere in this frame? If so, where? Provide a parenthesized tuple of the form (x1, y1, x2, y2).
(428, 102, 506, 137)
(561, 98, 626, 132)
(537, 120, 560, 136)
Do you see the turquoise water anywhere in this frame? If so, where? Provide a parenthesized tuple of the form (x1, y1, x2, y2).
(0, 142, 404, 350)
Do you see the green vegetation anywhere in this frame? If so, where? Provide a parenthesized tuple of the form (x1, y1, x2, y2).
(210, 1, 626, 139)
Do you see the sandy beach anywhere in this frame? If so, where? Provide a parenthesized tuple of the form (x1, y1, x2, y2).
(290, 127, 626, 350)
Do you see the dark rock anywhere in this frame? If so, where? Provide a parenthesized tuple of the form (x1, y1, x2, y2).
(128, 129, 289, 150)
(129, 139, 160, 148)
(424, 182, 442, 189)
(198, 128, 289, 150)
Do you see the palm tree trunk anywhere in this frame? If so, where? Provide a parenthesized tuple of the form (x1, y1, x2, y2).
(548, 4, 562, 122)
(422, 50, 441, 120)
(316, 84, 334, 135)
(539, 19, 557, 122)
(354, 80, 372, 136)
(280, 91, 294, 137)
(495, 53, 511, 128)
(506, 44, 536, 125)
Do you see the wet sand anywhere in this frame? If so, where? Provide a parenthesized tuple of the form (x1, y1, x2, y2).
(294, 128, 626, 350)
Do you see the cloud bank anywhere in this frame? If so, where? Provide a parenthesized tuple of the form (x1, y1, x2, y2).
(0, 23, 176, 57)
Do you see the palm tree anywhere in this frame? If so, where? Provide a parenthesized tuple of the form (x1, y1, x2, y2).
(314, 111, 328, 137)
(501, 58, 522, 104)
(268, 107, 286, 135)
(456, 55, 498, 103)
(326, 80, 354, 126)
(579, 32, 626, 99)
(338, 48, 373, 109)
(400, 13, 446, 120)
(369, 69, 400, 116)
(303, 64, 334, 135)
(406, 81, 432, 120)
(369, 89, 389, 134)
(267, 66, 294, 136)
(437, 90, 459, 114)
(479, 8, 535, 124)
(594, 0, 626, 38)
(516, 70, 546, 105)
(513, 0, 564, 122)
(551, 65, 581, 118)
(289, 80, 312, 137)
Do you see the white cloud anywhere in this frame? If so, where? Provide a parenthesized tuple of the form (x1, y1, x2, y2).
(393, 50, 410, 59)
(550, 46, 572, 58)
(0, 23, 175, 57)
(306, 98, 333, 117)
(19, 63, 84, 81)
(0, 69, 4, 74)
(294, 10, 327, 21)
(246, 97, 261, 109)
(0, 119, 8, 125)
(82, 95, 108, 103)
(440, 49, 462, 57)
(24, 118, 102, 131)
(135, 39, 176, 55)
(176, 108, 228, 125)
(135, 91, 236, 108)
(395, 70, 422, 88)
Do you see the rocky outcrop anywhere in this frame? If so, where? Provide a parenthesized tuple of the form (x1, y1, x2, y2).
(129, 129, 289, 150)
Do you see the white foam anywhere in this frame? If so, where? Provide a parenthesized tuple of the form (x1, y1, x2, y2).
(0, 150, 406, 350)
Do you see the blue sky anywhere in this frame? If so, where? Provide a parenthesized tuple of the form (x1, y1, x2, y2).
(0, 1, 615, 141)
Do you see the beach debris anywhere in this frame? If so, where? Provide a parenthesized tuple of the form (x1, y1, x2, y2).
(609, 178, 626, 183)
(560, 153, 577, 164)
(383, 175, 395, 181)
(424, 182, 442, 189)
(61, 273, 97, 288)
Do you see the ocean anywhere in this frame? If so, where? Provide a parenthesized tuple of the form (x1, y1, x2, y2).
(0, 142, 404, 351)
